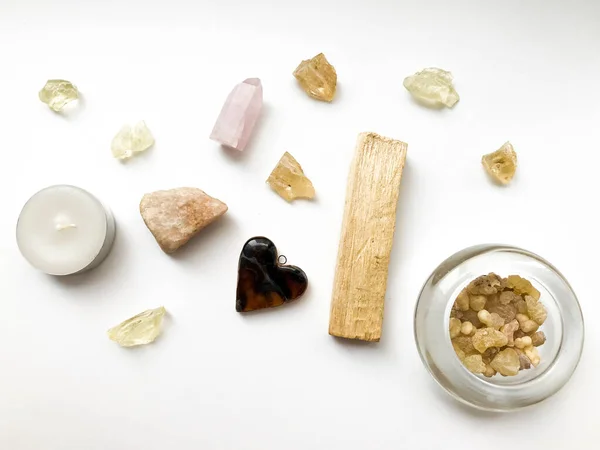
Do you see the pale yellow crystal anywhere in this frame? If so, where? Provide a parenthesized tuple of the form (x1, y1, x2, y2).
(482, 142, 518, 185)
(266, 152, 315, 202)
(403, 68, 459, 108)
(293, 53, 337, 102)
(107, 306, 166, 347)
(111, 121, 155, 160)
(39, 79, 79, 112)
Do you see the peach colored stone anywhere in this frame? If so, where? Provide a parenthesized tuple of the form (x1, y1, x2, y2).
(140, 187, 228, 253)
(210, 78, 263, 151)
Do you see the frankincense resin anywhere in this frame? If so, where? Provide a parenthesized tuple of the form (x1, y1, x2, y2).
(450, 273, 547, 377)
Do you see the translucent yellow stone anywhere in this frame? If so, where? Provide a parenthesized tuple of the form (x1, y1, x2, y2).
(111, 121, 155, 160)
(38, 79, 79, 112)
(107, 306, 166, 347)
(267, 152, 315, 202)
(482, 142, 518, 185)
(293, 53, 337, 102)
(403, 68, 459, 108)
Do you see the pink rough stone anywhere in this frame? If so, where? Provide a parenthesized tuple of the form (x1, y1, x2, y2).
(210, 78, 263, 151)
(140, 187, 228, 254)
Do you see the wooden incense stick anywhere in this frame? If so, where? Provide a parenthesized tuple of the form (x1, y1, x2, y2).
(329, 132, 407, 342)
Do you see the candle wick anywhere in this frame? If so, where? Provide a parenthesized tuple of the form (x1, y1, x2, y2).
(56, 223, 77, 231)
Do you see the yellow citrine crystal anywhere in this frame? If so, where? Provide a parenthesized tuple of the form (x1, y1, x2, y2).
(293, 53, 337, 102)
(107, 306, 166, 347)
(111, 121, 155, 160)
(403, 68, 459, 108)
(482, 142, 518, 185)
(267, 152, 315, 202)
(39, 79, 79, 112)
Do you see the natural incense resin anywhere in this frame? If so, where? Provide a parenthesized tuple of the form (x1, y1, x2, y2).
(450, 273, 547, 377)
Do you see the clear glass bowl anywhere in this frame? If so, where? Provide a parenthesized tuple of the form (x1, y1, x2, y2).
(414, 245, 584, 412)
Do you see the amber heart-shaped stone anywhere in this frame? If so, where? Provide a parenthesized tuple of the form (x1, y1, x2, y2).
(236, 237, 308, 312)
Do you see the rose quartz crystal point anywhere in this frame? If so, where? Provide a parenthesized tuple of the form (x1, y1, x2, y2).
(210, 78, 263, 151)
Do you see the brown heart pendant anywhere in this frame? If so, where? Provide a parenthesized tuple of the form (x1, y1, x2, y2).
(236, 236, 308, 312)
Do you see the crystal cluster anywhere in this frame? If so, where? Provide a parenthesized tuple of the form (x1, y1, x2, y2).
(108, 306, 166, 347)
(39, 79, 79, 112)
(403, 68, 459, 108)
(111, 121, 155, 160)
(482, 142, 518, 185)
(267, 152, 315, 202)
(293, 53, 337, 102)
(210, 78, 263, 151)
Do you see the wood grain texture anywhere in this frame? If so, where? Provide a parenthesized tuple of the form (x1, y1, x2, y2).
(329, 132, 407, 342)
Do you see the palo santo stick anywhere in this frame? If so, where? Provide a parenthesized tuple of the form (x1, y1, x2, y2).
(329, 132, 407, 342)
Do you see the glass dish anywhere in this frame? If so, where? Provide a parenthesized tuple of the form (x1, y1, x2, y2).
(414, 244, 584, 412)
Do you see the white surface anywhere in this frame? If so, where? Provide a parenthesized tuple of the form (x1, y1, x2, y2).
(16, 185, 110, 275)
(0, 0, 599, 448)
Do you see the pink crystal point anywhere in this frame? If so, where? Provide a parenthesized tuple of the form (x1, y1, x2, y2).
(210, 78, 263, 152)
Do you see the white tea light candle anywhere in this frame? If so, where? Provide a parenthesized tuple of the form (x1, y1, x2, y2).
(16, 185, 116, 275)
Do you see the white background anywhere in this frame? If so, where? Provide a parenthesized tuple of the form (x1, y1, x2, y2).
(1, 0, 599, 448)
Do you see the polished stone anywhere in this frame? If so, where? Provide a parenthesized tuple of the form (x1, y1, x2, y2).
(236, 237, 308, 312)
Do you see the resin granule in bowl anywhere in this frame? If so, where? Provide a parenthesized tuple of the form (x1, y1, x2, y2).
(414, 245, 584, 412)
(450, 273, 547, 378)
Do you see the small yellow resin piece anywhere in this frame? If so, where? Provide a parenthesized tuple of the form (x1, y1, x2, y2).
(506, 274, 539, 300)
(39, 79, 79, 112)
(293, 53, 337, 102)
(490, 348, 520, 376)
(108, 306, 166, 347)
(403, 68, 459, 108)
(482, 142, 518, 185)
(111, 121, 155, 160)
(267, 152, 315, 202)
(463, 354, 486, 374)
